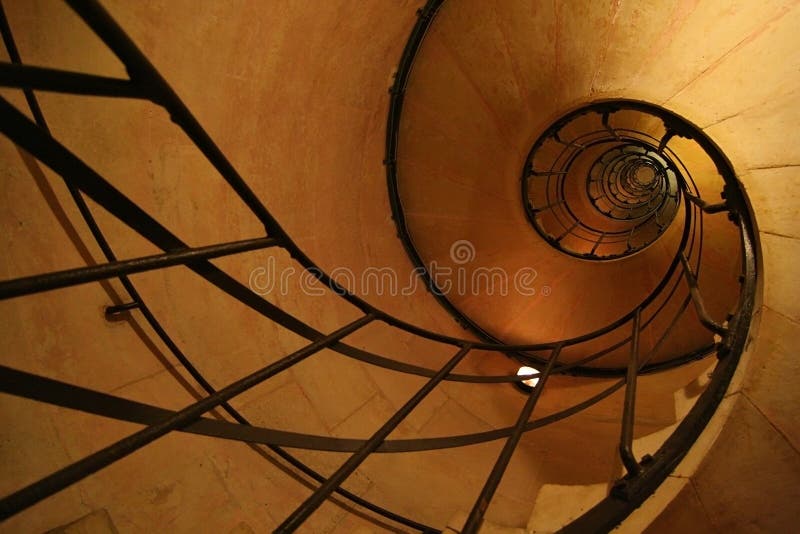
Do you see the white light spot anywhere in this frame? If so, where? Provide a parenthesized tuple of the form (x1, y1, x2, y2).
(517, 366, 540, 388)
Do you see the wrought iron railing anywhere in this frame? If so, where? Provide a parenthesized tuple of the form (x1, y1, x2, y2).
(0, 1, 757, 532)
(523, 104, 683, 260)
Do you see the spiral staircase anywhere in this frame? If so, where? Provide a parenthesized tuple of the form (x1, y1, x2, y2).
(0, 1, 798, 533)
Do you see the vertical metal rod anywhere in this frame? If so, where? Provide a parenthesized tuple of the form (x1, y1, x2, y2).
(65, 0, 285, 239)
(0, 95, 184, 251)
(591, 233, 605, 255)
(679, 253, 728, 336)
(658, 129, 676, 153)
(602, 111, 621, 141)
(0, 2, 48, 128)
(0, 96, 319, 339)
(462, 345, 562, 534)
(275, 344, 473, 533)
(555, 221, 579, 243)
(0, 36, 430, 524)
(0, 314, 374, 521)
(38, 1, 379, 318)
(0, 5, 514, 531)
(532, 199, 565, 214)
(626, 226, 636, 250)
(619, 308, 642, 476)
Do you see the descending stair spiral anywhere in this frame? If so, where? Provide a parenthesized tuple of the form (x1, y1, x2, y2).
(0, 0, 761, 533)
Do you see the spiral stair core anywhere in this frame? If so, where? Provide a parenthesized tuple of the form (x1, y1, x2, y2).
(0, 1, 798, 533)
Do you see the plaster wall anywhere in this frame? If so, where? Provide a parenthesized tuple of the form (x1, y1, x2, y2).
(0, 1, 797, 532)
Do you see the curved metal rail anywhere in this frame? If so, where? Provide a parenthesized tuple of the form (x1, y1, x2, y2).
(0, 1, 758, 533)
(525, 126, 682, 260)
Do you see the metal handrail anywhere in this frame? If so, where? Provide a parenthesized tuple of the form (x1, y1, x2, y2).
(0, 3, 437, 532)
(0, 1, 758, 532)
(0, 314, 376, 521)
(527, 125, 683, 259)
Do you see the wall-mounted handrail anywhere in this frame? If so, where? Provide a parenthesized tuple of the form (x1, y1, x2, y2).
(679, 252, 729, 336)
(684, 190, 729, 214)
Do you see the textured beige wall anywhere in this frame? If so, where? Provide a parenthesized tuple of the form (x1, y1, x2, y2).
(0, 1, 798, 533)
(643, 0, 800, 529)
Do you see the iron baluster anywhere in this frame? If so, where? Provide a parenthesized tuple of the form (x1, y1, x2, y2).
(679, 253, 728, 336)
(462, 345, 563, 533)
(0, 314, 375, 521)
(275, 345, 473, 532)
(620, 308, 643, 476)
